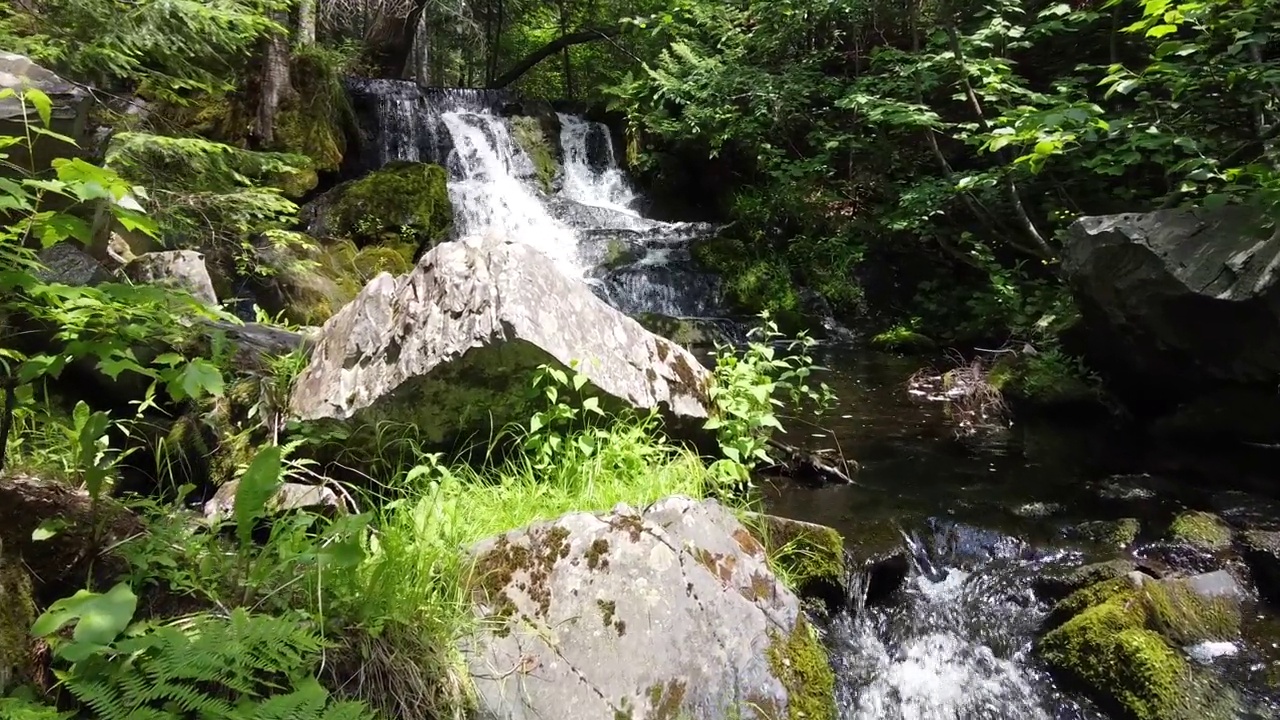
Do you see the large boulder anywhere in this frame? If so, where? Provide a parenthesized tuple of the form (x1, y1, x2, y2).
(463, 496, 835, 720)
(300, 161, 452, 250)
(1062, 206, 1280, 439)
(289, 235, 713, 450)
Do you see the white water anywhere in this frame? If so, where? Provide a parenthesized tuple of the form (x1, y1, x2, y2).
(440, 111, 584, 278)
(557, 112, 640, 216)
(837, 570, 1050, 720)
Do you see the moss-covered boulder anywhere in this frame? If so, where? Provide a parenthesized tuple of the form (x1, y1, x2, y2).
(636, 313, 730, 348)
(1166, 511, 1232, 552)
(1039, 573, 1241, 720)
(1069, 518, 1142, 548)
(247, 233, 417, 326)
(302, 162, 452, 249)
(462, 497, 836, 720)
(0, 545, 35, 693)
(870, 327, 936, 353)
(1034, 558, 1139, 603)
(988, 350, 1104, 410)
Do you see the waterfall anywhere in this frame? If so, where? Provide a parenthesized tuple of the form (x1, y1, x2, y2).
(346, 79, 729, 320)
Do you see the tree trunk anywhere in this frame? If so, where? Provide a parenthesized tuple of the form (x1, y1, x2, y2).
(255, 12, 292, 147)
(297, 0, 316, 47)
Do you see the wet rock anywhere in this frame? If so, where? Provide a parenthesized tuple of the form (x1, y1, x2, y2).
(0, 544, 35, 693)
(1034, 558, 1138, 602)
(1182, 570, 1244, 602)
(635, 313, 731, 348)
(1067, 518, 1141, 548)
(1039, 571, 1242, 720)
(1166, 511, 1232, 552)
(744, 513, 847, 611)
(1062, 206, 1280, 443)
(203, 481, 342, 524)
(1240, 530, 1280, 604)
(1209, 490, 1280, 532)
(462, 496, 834, 720)
(123, 250, 218, 306)
(290, 235, 713, 451)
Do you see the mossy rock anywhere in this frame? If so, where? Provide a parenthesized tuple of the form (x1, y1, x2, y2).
(635, 314, 727, 348)
(1166, 511, 1232, 552)
(1035, 559, 1139, 603)
(748, 513, 846, 609)
(509, 115, 559, 193)
(0, 547, 35, 693)
(1070, 518, 1141, 548)
(1039, 574, 1241, 720)
(248, 234, 357, 326)
(307, 162, 453, 248)
(870, 327, 936, 353)
(988, 352, 1102, 409)
(767, 616, 837, 720)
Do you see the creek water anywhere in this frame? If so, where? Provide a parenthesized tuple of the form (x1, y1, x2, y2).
(769, 348, 1280, 719)
(343, 82, 1280, 718)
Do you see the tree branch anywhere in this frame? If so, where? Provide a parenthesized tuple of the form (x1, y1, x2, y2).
(487, 27, 621, 89)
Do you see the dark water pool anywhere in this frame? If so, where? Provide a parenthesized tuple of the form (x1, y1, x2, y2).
(762, 347, 1280, 720)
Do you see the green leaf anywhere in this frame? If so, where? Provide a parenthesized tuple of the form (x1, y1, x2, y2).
(31, 582, 137, 648)
(176, 359, 225, 400)
(23, 88, 53, 127)
(1145, 23, 1178, 37)
(32, 518, 67, 541)
(234, 446, 283, 547)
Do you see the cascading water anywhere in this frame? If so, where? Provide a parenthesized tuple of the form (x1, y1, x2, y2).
(345, 79, 728, 320)
(827, 522, 1094, 720)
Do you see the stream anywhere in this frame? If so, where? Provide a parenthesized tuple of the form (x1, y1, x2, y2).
(343, 81, 1280, 718)
(772, 348, 1280, 719)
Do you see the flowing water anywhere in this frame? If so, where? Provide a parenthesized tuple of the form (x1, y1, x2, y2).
(346, 80, 728, 318)
(345, 82, 1280, 718)
(768, 349, 1280, 720)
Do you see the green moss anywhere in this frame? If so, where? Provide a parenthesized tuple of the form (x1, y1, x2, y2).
(870, 326, 936, 353)
(509, 116, 559, 193)
(692, 236, 800, 315)
(1167, 511, 1232, 552)
(646, 679, 688, 720)
(752, 515, 846, 597)
(324, 162, 453, 248)
(1040, 574, 1242, 720)
(352, 243, 414, 279)
(988, 350, 1102, 408)
(470, 525, 573, 626)
(766, 616, 836, 720)
(0, 550, 35, 693)
(272, 47, 354, 172)
(1073, 518, 1141, 548)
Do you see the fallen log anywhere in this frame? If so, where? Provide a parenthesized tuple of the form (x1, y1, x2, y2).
(760, 438, 859, 487)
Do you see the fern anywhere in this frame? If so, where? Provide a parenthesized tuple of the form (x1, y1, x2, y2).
(0, 696, 73, 720)
(57, 610, 375, 720)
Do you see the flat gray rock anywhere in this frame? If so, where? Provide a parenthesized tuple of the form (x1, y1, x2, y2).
(289, 235, 712, 448)
(463, 496, 823, 720)
(124, 250, 218, 306)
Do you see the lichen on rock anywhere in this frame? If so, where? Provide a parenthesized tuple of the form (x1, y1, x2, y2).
(1166, 511, 1232, 552)
(461, 497, 831, 720)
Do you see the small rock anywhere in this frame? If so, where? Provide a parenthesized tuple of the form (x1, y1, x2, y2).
(124, 250, 218, 306)
(203, 481, 342, 524)
(1183, 570, 1244, 602)
(1166, 511, 1233, 552)
(36, 243, 113, 286)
